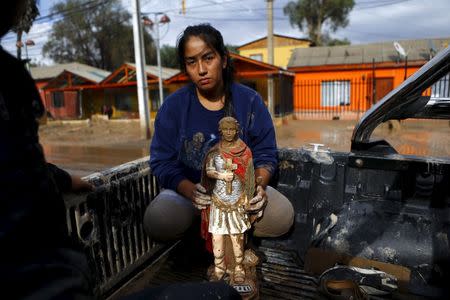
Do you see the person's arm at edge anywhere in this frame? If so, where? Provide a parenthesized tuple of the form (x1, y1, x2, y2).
(46, 163, 93, 192)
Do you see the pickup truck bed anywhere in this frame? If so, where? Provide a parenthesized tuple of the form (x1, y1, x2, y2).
(107, 242, 319, 300)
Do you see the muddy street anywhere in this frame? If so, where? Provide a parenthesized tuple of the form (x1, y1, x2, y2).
(39, 119, 450, 177)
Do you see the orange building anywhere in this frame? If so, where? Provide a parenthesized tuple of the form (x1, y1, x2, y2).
(287, 38, 450, 119)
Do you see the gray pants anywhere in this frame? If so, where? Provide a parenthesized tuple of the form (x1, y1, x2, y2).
(143, 186, 295, 241)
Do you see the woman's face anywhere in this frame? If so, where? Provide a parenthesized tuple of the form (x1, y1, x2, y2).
(183, 36, 226, 95)
(220, 122, 237, 142)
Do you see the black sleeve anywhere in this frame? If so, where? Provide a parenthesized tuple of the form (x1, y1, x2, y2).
(47, 163, 72, 193)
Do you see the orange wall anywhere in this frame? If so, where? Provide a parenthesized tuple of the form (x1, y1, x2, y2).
(292, 64, 422, 111)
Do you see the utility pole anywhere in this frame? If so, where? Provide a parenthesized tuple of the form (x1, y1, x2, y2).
(267, 0, 275, 118)
(143, 13, 170, 110)
(132, 0, 151, 139)
(155, 15, 164, 109)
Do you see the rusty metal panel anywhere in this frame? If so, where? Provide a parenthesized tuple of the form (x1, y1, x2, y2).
(64, 157, 165, 296)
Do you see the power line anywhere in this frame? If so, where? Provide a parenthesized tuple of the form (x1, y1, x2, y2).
(172, 14, 288, 22)
(354, 0, 414, 9)
(1, 0, 114, 43)
(34, 0, 109, 23)
(142, 0, 242, 14)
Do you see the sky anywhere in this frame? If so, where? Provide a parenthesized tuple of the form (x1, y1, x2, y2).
(1, 0, 450, 65)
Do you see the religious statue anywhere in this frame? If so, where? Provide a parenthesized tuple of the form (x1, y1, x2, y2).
(201, 116, 259, 298)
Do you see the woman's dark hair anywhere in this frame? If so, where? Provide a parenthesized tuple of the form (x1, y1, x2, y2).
(177, 23, 235, 117)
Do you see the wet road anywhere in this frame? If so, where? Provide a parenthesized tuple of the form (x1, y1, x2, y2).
(43, 144, 149, 177)
(42, 120, 450, 177)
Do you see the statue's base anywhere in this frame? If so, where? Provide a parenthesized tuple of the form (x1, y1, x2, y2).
(208, 248, 260, 300)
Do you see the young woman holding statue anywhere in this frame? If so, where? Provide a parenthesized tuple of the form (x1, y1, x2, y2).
(145, 24, 294, 251)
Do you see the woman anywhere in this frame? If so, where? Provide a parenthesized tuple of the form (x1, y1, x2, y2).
(145, 24, 294, 243)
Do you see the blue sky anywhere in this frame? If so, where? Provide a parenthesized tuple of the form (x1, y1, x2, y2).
(2, 0, 450, 65)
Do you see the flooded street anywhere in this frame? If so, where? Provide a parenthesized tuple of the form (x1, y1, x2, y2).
(42, 144, 149, 177)
(40, 119, 450, 177)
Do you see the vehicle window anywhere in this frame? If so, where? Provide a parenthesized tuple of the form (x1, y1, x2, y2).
(368, 70, 450, 158)
(371, 119, 449, 157)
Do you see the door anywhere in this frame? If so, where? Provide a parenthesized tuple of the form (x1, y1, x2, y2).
(374, 77, 394, 102)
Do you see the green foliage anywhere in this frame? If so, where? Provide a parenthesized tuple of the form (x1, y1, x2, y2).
(225, 44, 239, 54)
(283, 0, 354, 46)
(160, 45, 178, 69)
(43, 0, 156, 71)
(322, 35, 351, 46)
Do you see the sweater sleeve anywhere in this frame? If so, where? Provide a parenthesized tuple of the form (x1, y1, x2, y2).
(247, 93, 278, 175)
(150, 99, 186, 190)
(47, 163, 72, 192)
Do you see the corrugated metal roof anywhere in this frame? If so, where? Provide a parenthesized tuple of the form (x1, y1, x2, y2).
(126, 63, 179, 80)
(30, 62, 110, 82)
(288, 38, 450, 68)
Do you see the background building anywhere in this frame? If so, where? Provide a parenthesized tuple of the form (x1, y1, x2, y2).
(237, 34, 311, 69)
(288, 38, 450, 119)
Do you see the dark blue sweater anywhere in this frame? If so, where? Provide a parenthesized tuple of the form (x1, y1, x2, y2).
(150, 83, 277, 190)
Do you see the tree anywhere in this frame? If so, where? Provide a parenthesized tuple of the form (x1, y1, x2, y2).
(160, 45, 178, 69)
(283, 0, 354, 46)
(322, 34, 351, 46)
(225, 44, 239, 54)
(12, 0, 40, 59)
(43, 0, 156, 71)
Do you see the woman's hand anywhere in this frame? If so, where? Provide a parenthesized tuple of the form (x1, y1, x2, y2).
(246, 185, 267, 218)
(178, 180, 211, 210)
(192, 183, 211, 210)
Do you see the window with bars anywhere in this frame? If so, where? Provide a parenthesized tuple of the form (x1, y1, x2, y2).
(321, 80, 350, 107)
(431, 73, 450, 99)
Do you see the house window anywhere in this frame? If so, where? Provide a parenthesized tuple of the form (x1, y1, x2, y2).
(321, 80, 350, 107)
(249, 54, 263, 61)
(149, 88, 169, 111)
(114, 94, 132, 111)
(52, 92, 65, 108)
(431, 73, 450, 99)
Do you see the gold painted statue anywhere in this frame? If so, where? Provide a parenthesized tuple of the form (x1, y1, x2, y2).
(201, 116, 258, 293)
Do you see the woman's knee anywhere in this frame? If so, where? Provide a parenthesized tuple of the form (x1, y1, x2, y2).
(253, 186, 294, 237)
(143, 190, 196, 241)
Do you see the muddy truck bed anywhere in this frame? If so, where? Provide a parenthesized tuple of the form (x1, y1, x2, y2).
(106, 241, 319, 300)
(65, 142, 450, 299)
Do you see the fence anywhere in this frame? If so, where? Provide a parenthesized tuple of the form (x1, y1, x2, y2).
(424, 73, 450, 99)
(293, 78, 373, 120)
(64, 157, 166, 297)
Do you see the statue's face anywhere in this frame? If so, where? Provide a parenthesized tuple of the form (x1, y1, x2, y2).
(220, 122, 237, 142)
